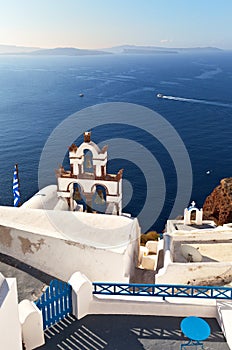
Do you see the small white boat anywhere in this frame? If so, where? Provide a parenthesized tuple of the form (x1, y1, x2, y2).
(79, 93, 84, 97)
(157, 93, 163, 98)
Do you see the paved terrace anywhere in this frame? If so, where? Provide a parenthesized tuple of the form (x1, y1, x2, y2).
(173, 241, 232, 264)
(0, 254, 230, 350)
(36, 314, 229, 350)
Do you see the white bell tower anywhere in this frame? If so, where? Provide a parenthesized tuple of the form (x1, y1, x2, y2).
(184, 201, 203, 225)
(56, 132, 123, 215)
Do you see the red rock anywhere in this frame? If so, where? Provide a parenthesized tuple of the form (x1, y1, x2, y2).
(203, 178, 232, 225)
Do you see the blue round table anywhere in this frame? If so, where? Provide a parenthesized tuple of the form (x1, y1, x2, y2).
(180, 316, 210, 349)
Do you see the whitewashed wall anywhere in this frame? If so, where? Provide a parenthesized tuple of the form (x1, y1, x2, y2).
(0, 224, 139, 283)
(69, 272, 217, 321)
(0, 277, 22, 350)
(217, 301, 232, 350)
(158, 226, 232, 284)
(19, 299, 44, 349)
(156, 261, 232, 284)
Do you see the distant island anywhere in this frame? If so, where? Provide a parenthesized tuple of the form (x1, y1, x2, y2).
(27, 47, 112, 56)
(0, 44, 40, 54)
(102, 45, 223, 54)
(0, 45, 111, 56)
(0, 44, 224, 56)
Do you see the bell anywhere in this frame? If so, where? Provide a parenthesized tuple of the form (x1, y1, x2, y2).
(94, 190, 105, 204)
(86, 156, 92, 169)
(73, 189, 81, 201)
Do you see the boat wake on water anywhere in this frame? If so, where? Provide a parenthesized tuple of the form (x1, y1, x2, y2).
(157, 94, 232, 109)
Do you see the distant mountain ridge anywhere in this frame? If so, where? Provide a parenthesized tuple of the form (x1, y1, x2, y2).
(0, 44, 40, 54)
(102, 45, 223, 54)
(0, 44, 224, 56)
(0, 45, 111, 56)
(27, 47, 111, 56)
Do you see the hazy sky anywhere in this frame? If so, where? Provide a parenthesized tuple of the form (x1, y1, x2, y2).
(1, 0, 231, 49)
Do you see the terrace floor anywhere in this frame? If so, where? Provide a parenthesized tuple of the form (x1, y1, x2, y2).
(173, 241, 232, 263)
(36, 314, 229, 350)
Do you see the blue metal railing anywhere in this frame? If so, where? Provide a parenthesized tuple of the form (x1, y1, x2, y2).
(36, 279, 72, 329)
(92, 282, 232, 300)
(36, 279, 232, 329)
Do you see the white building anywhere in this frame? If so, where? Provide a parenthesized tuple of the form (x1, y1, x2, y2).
(0, 203, 140, 283)
(0, 132, 140, 283)
(2, 131, 232, 289)
(144, 202, 232, 286)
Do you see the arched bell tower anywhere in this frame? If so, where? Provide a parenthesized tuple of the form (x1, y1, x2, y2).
(184, 201, 203, 225)
(56, 132, 123, 215)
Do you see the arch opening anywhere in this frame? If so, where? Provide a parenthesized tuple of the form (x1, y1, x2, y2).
(91, 185, 107, 213)
(83, 149, 94, 173)
(73, 183, 87, 211)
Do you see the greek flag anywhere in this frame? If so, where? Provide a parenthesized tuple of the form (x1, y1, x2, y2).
(13, 164, 20, 207)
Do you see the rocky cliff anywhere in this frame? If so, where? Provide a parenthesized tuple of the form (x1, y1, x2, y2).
(203, 178, 232, 225)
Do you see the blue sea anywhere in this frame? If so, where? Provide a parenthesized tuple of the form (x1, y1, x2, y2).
(0, 52, 232, 232)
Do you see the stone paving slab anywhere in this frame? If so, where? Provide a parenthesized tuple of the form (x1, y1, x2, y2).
(36, 314, 229, 350)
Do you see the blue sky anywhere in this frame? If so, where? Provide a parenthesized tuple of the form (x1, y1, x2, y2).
(0, 0, 231, 49)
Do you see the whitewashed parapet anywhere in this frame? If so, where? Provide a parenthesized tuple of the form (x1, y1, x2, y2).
(68, 272, 216, 320)
(145, 240, 158, 254)
(18, 299, 44, 350)
(0, 275, 22, 350)
(216, 301, 232, 350)
(68, 271, 93, 320)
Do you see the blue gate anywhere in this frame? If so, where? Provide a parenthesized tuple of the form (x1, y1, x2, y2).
(35, 279, 72, 329)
